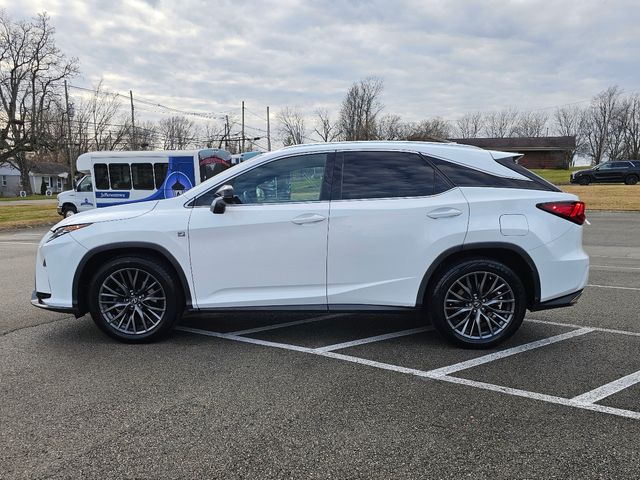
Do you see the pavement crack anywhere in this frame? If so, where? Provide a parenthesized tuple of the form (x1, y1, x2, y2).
(0, 315, 78, 337)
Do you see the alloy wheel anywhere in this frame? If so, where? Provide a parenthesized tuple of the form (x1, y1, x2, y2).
(444, 271, 516, 341)
(98, 268, 167, 335)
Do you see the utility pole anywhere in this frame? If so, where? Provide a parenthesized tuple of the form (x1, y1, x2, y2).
(241, 101, 245, 153)
(266, 106, 271, 151)
(130, 90, 136, 150)
(225, 115, 230, 151)
(63, 80, 75, 186)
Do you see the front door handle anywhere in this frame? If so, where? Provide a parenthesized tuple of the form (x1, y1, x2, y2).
(427, 207, 462, 219)
(291, 213, 326, 225)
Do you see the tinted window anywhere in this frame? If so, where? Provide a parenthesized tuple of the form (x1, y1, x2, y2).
(193, 154, 327, 206)
(610, 162, 629, 168)
(131, 163, 155, 190)
(339, 151, 440, 200)
(94, 164, 110, 190)
(430, 157, 557, 192)
(154, 163, 168, 188)
(109, 164, 132, 190)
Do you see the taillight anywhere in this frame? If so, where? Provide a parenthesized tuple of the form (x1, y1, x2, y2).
(537, 201, 586, 225)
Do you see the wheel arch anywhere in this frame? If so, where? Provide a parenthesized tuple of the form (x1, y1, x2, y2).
(416, 242, 541, 309)
(73, 242, 193, 316)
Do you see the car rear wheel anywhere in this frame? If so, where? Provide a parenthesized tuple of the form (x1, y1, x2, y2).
(578, 176, 591, 185)
(89, 256, 182, 342)
(625, 175, 638, 185)
(429, 259, 527, 348)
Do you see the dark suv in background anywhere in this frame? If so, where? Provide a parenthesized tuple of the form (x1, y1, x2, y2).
(570, 160, 640, 185)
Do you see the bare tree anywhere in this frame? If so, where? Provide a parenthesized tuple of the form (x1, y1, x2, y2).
(375, 114, 407, 140)
(622, 94, 640, 159)
(554, 105, 587, 167)
(132, 120, 157, 150)
(406, 118, 452, 141)
(515, 111, 548, 137)
(159, 115, 195, 150)
(277, 106, 306, 146)
(313, 108, 340, 142)
(483, 108, 519, 138)
(338, 77, 384, 140)
(455, 112, 484, 138)
(0, 12, 79, 192)
(584, 86, 621, 165)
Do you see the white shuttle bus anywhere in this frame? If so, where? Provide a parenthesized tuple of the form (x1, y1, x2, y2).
(57, 149, 234, 217)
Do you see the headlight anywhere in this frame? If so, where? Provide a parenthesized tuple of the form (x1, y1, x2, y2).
(47, 223, 92, 243)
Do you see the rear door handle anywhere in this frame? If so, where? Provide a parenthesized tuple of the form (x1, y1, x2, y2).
(291, 213, 326, 225)
(427, 207, 462, 219)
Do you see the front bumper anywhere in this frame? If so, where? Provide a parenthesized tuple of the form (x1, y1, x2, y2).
(56, 205, 63, 215)
(31, 290, 79, 316)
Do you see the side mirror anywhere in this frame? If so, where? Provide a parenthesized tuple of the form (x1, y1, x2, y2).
(210, 184, 235, 214)
(211, 196, 226, 214)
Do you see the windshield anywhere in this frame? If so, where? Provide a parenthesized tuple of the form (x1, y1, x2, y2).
(198, 149, 232, 183)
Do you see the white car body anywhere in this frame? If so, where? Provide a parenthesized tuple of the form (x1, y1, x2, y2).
(33, 141, 589, 346)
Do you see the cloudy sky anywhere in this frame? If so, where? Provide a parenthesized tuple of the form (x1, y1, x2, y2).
(2, 0, 639, 137)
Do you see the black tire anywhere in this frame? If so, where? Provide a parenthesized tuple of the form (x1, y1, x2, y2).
(625, 175, 638, 185)
(578, 176, 591, 186)
(62, 204, 77, 217)
(88, 256, 183, 343)
(428, 258, 527, 349)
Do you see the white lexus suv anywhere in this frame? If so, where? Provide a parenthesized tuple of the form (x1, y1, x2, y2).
(32, 142, 589, 348)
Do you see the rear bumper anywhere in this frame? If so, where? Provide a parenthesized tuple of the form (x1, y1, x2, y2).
(530, 288, 583, 312)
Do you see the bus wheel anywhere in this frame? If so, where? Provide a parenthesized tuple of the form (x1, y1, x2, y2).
(62, 204, 77, 217)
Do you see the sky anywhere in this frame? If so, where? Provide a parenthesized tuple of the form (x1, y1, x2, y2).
(2, 0, 639, 139)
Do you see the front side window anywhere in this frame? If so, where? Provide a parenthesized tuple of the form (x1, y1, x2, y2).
(339, 151, 441, 200)
(94, 164, 110, 190)
(131, 163, 155, 190)
(193, 153, 328, 207)
(109, 164, 132, 190)
(78, 176, 93, 192)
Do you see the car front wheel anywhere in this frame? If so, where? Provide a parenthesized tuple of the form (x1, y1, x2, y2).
(429, 259, 527, 348)
(578, 176, 591, 185)
(625, 175, 638, 185)
(89, 256, 182, 342)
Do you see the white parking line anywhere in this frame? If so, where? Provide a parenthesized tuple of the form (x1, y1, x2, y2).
(587, 283, 640, 292)
(425, 328, 594, 378)
(591, 264, 640, 271)
(176, 326, 317, 354)
(227, 313, 343, 336)
(0, 241, 39, 245)
(572, 370, 640, 404)
(525, 318, 640, 338)
(176, 325, 640, 420)
(437, 374, 640, 421)
(315, 326, 433, 353)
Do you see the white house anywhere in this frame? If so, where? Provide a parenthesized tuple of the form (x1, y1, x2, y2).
(28, 162, 70, 194)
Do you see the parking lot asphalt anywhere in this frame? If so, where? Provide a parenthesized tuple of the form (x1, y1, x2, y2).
(1, 212, 639, 479)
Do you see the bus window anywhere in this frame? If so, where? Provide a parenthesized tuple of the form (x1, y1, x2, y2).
(109, 164, 132, 190)
(154, 163, 168, 188)
(131, 163, 154, 190)
(94, 164, 110, 190)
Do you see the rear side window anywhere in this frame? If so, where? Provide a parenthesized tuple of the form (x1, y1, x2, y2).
(338, 151, 448, 200)
(429, 156, 559, 192)
(94, 164, 110, 190)
(109, 164, 132, 190)
(154, 163, 168, 188)
(131, 163, 155, 190)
